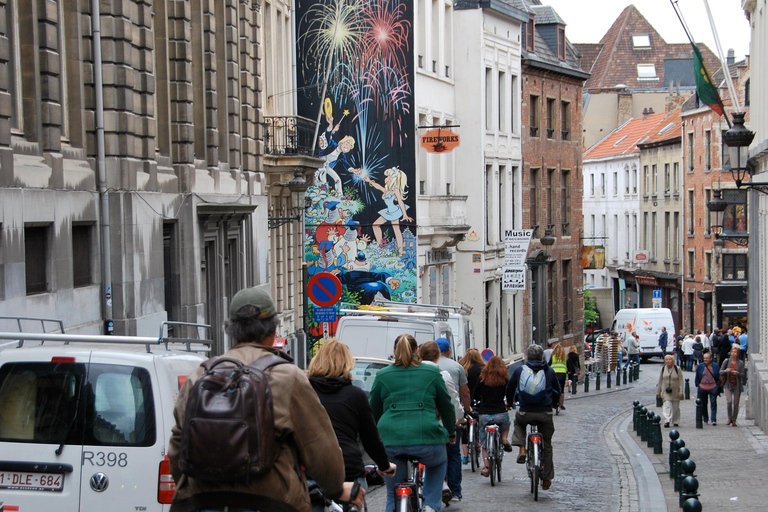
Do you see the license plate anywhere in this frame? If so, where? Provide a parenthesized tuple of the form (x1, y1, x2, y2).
(0, 471, 64, 491)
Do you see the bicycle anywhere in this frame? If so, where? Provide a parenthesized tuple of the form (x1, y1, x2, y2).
(526, 424, 544, 501)
(467, 412, 481, 473)
(308, 479, 364, 512)
(393, 456, 424, 512)
(484, 423, 503, 486)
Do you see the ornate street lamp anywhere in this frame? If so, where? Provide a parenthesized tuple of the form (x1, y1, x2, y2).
(268, 168, 311, 229)
(722, 112, 768, 194)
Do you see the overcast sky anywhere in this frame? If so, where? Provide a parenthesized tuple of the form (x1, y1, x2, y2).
(546, 0, 751, 62)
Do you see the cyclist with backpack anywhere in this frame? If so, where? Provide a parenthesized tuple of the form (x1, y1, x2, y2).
(505, 344, 560, 491)
(168, 287, 363, 512)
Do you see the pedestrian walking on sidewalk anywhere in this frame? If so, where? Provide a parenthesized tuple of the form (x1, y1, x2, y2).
(624, 331, 640, 370)
(692, 332, 704, 367)
(694, 351, 720, 425)
(656, 355, 684, 427)
(720, 344, 746, 427)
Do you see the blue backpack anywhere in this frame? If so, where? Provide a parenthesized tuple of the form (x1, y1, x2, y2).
(519, 365, 547, 404)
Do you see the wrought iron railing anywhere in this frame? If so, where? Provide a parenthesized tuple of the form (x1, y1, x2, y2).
(263, 116, 317, 156)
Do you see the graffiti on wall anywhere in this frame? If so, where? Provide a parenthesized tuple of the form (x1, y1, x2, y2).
(295, 0, 417, 347)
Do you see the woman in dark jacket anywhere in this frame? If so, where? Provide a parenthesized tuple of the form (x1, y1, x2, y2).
(566, 346, 580, 390)
(473, 356, 512, 477)
(308, 340, 395, 488)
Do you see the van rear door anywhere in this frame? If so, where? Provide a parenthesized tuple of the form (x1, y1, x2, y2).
(0, 358, 85, 511)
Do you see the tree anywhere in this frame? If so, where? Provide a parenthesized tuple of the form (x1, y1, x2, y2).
(583, 288, 599, 327)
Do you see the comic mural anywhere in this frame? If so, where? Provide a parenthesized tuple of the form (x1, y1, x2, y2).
(295, 0, 417, 349)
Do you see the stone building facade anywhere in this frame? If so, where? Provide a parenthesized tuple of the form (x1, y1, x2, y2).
(0, 0, 270, 354)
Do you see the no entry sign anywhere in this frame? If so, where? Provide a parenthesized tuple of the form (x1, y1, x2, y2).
(307, 272, 343, 308)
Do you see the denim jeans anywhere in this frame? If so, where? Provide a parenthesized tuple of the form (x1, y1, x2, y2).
(445, 425, 462, 497)
(624, 353, 640, 370)
(697, 387, 718, 423)
(385, 443, 447, 512)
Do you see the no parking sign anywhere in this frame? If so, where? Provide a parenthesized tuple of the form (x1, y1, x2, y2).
(481, 348, 495, 361)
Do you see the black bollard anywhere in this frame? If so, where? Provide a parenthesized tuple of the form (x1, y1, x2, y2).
(634, 363, 640, 380)
(607, 370, 612, 388)
(639, 406, 648, 441)
(675, 447, 690, 492)
(646, 410, 655, 447)
(571, 376, 578, 395)
(670, 439, 685, 480)
(668, 431, 680, 474)
(633, 401, 641, 431)
(679, 460, 697, 508)
(596, 370, 601, 391)
(585, 372, 590, 393)
(629, 363, 634, 382)
(685, 378, 691, 399)
(623, 366, 628, 384)
(682, 497, 703, 512)
(652, 414, 663, 454)
(695, 398, 703, 429)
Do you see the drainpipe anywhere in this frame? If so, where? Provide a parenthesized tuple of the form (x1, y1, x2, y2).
(91, 0, 113, 328)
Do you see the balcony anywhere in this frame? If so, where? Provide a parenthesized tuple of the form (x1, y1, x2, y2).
(263, 116, 317, 156)
(419, 195, 470, 248)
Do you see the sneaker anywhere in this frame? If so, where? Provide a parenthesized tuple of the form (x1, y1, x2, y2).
(450, 494, 462, 502)
(560, 405, 566, 411)
(461, 457, 469, 464)
(542, 479, 552, 490)
(712, 422, 717, 426)
(517, 447, 527, 464)
(664, 422, 670, 428)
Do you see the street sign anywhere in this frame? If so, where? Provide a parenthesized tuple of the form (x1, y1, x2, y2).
(313, 306, 337, 323)
(505, 229, 534, 266)
(307, 272, 343, 307)
(481, 349, 495, 361)
(653, 289, 662, 299)
(502, 265, 527, 291)
(652, 298, 662, 308)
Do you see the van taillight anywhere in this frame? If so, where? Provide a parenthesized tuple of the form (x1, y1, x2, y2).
(158, 456, 175, 504)
(51, 356, 76, 363)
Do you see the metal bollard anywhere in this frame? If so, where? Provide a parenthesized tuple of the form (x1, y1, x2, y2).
(674, 447, 690, 492)
(646, 410, 655, 447)
(634, 363, 640, 381)
(623, 366, 628, 384)
(668, 431, 681, 475)
(607, 370, 612, 388)
(585, 372, 590, 393)
(695, 398, 703, 429)
(685, 378, 691, 399)
(682, 497, 703, 512)
(679, 460, 697, 508)
(633, 401, 641, 431)
(596, 370, 601, 391)
(652, 414, 663, 454)
(571, 377, 578, 395)
(639, 406, 648, 441)
(629, 363, 634, 382)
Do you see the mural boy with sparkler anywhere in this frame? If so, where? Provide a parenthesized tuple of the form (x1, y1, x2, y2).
(316, 100, 356, 195)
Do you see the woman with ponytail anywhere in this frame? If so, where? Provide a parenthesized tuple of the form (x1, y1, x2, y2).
(370, 334, 456, 512)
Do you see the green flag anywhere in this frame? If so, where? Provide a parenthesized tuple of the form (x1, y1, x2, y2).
(692, 44, 725, 116)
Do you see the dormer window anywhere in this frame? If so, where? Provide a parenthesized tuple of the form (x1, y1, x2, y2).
(522, 18, 535, 52)
(637, 64, 657, 79)
(632, 35, 651, 48)
(557, 26, 566, 60)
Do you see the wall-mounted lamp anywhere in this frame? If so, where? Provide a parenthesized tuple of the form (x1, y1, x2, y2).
(706, 188, 748, 246)
(268, 168, 311, 229)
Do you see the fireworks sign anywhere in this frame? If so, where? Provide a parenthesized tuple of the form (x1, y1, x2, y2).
(420, 128, 460, 153)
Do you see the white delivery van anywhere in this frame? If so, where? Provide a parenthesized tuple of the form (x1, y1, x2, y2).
(0, 325, 209, 512)
(335, 309, 457, 360)
(611, 308, 675, 360)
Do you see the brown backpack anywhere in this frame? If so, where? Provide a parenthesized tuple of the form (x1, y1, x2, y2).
(179, 354, 288, 483)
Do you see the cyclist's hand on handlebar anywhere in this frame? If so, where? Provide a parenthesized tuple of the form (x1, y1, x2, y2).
(378, 462, 397, 477)
(340, 481, 365, 510)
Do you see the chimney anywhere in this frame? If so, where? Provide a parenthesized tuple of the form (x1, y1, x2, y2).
(727, 48, 735, 65)
(643, 107, 654, 120)
(617, 91, 633, 126)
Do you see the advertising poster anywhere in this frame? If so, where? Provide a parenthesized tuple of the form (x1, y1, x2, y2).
(581, 245, 606, 269)
(296, 0, 416, 349)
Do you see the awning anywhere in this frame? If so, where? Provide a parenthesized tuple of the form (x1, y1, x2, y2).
(722, 303, 748, 314)
(697, 290, 713, 301)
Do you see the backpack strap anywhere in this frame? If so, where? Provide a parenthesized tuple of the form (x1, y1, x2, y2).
(247, 354, 290, 373)
(200, 356, 246, 372)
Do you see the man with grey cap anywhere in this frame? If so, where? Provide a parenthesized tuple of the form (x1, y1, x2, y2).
(168, 286, 363, 512)
(505, 343, 560, 491)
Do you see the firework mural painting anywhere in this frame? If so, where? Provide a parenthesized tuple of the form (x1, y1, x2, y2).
(296, 0, 417, 347)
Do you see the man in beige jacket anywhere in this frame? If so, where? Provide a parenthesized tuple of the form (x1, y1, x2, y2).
(169, 286, 362, 512)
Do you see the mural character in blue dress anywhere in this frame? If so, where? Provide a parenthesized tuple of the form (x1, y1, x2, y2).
(360, 166, 412, 256)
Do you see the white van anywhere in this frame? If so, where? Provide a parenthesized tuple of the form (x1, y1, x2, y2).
(335, 310, 457, 360)
(0, 329, 208, 512)
(611, 308, 675, 360)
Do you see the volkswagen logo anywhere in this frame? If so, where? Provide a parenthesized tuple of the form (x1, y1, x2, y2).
(90, 473, 109, 492)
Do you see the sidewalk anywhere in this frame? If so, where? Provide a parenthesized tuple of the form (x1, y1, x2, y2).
(620, 367, 768, 510)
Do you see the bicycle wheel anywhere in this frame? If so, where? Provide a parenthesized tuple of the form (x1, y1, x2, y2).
(496, 441, 502, 482)
(533, 443, 540, 501)
(473, 425, 481, 469)
(488, 435, 496, 487)
(469, 426, 477, 473)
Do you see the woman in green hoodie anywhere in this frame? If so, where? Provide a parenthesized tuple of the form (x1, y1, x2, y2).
(370, 334, 456, 512)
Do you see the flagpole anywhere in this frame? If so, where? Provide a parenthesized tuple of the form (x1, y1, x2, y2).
(669, 0, 731, 128)
(702, 0, 741, 111)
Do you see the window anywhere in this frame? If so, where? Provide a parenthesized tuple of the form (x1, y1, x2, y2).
(510, 76, 518, 133)
(486, 165, 494, 244)
(530, 168, 539, 231)
(722, 254, 747, 280)
(428, 266, 437, 303)
(625, 214, 630, 260)
(651, 212, 656, 259)
(652, 165, 658, 194)
(637, 64, 657, 78)
(0, 362, 156, 447)
(72, 225, 92, 288)
(705, 130, 711, 171)
(721, 130, 731, 168)
(688, 250, 695, 279)
(643, 212, 648, 250)
(590, 215, 596, 237)
(600, 173, 605, 195)
(56, 0, 69, 139)
(665, 212, 670, 259)
(546, 98, 555, 138)
(547, 168, 555, 226)
(557, 27, 566, 60)
(442, 265, 451, 304)
(613, 171, 618, 195)
(745, 78, 750, 107)
(705, 252, 712, 281)
(624, 167, 630, 194)
(498, 72, 506, 132)
(673, 212, 680, 259)
(561, 170, 570, 235)
(522, 19, 535, 52)
(590, 174, 595, 196)
(664, 164, 670, 193)
(8, 0, 21, 130)
(688, 190, 695, 235)
(632, 34, 651, 48)
(562, 260, 572, 333)
(704, 189, 711, 234)
(25, 225, 49, 295)
(673, 162, 679, 193)
(560, 101, 571, 140)
(721, 189, 748, 234)
(643, 165, 649, 194)
(485, 67, 493, 130)
(688, 132, 695, 170)
(529, 95, 540, 136)
(632, 166, 638, 193)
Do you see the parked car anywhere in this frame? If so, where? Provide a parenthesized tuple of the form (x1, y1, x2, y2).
(0, 330, 209, 512)
(350, 356, 391, 397)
